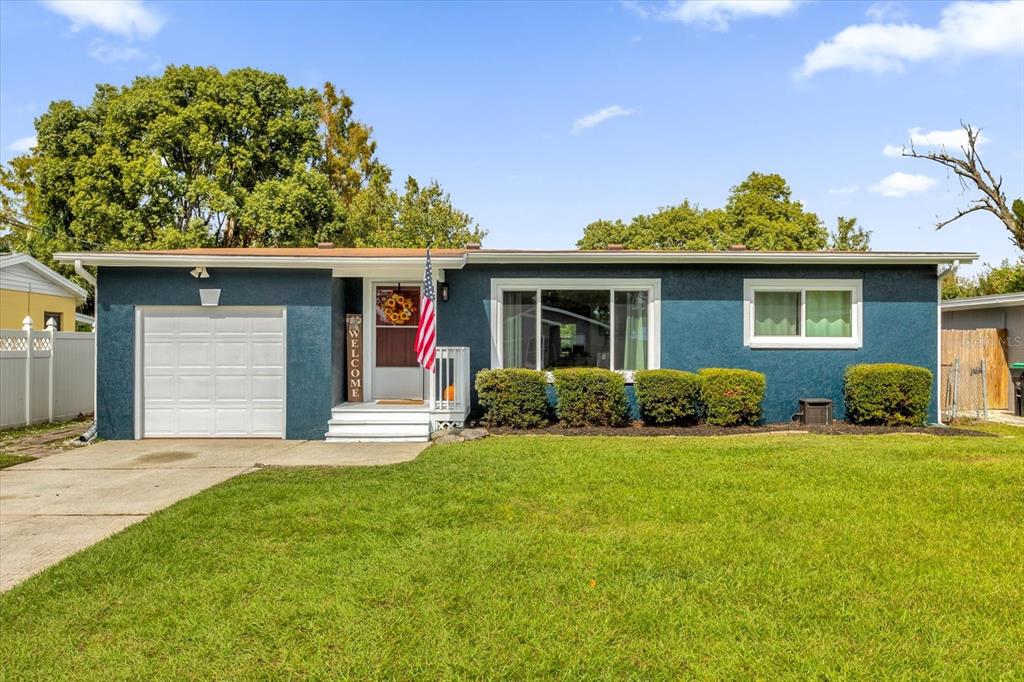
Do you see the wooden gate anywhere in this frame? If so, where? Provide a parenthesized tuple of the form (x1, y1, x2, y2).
(941, 328, 1009, 411)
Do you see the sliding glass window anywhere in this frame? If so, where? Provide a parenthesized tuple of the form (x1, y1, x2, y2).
(499, 285, 654, 371)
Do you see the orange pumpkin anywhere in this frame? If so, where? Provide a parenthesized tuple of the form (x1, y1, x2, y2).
(443, 384, 456, 401)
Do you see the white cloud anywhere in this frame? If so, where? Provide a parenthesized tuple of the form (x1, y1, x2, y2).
(908, 126, 988, 148)
(661, 0, 799, 30)
(7, 136, 37, 154)
(881, 127, 989, 157)
(828, 184, 859, 195)
(798, 1, 1024, 78)
(619, 0, 650, 20)
(42, 0, 164, 40)
(570, 105, 636, 135)
(866, 1, 907, 22)
(88, 41, 145, 63)
(868, 172, 937, 197)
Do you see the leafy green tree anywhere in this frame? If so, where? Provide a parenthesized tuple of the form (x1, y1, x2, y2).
(829, 216, 871, 251)
(318, 82, 383, 206)
(1, 65, 484, 270)
(577, 173, 827, 251)
(349, 174, 485, 248)
(5, 65, 323, 262)
(721, 173, 827, 250)
(942, 259, 1024, 299)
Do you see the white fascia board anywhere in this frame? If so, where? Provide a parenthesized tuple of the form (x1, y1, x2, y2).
(941, 292, 1024, 310)
(54, 250, 980, 269)
(465, 251, 978, 266)
(53, 252, 468, 271)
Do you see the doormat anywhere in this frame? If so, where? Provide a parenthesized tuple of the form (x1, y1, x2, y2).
(376, 399, 424, 405)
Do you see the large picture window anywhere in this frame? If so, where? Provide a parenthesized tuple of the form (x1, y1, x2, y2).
(744, 279, 862, 349)
(493, 279, 660, 372)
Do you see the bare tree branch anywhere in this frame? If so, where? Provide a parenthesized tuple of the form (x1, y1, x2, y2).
(902, 122, 1023, 250)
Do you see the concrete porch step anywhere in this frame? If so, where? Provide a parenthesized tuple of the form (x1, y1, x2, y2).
(329, 409, 431, 425)
(325, 402, 433, 442)
(324, 434, 428, 443)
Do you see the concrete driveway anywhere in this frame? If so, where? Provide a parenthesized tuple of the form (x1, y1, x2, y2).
(0, 439, 427, 592)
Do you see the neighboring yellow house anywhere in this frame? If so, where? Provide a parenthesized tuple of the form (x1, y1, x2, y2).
(0, 253, 90, 331)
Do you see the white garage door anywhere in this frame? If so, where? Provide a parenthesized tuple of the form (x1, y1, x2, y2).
(141, 307, 285, 437)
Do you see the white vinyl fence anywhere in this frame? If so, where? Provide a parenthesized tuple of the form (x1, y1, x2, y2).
(0, 317, 95, 429)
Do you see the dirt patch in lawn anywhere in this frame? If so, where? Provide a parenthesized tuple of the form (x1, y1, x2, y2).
(487, 421, 994, 438)
(0, 416, 93, 459)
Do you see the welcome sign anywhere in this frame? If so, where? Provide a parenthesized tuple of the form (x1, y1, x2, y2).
(346, 314, 363, 402)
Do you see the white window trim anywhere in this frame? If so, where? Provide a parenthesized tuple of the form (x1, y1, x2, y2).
(743, 278, 863, 349)
(489, 278, 661, 378)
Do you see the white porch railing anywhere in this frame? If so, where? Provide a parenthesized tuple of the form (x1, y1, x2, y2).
(429, 346, 470, 427)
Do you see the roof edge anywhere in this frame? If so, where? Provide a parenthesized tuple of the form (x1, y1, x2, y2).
(941, 291, 1024, 310)
(1, 252, 90, 300)
(54, 249, 978, 269)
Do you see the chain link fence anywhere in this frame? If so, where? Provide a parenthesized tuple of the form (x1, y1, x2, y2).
(941, 358, 989, 422)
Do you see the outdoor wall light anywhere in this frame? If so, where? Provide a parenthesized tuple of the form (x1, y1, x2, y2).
(439, 282, 449, 302)
(190, 266, 210, 279)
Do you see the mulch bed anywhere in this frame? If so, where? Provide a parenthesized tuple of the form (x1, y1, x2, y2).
(487, 421, 994, 438)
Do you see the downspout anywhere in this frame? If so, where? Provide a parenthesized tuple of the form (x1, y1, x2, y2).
(935, 260, 960, 426)
(74, 260, 98, 442)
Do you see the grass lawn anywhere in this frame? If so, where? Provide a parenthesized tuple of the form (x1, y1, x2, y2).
(0, 454, 34, 469)
(2, 433, 1023, 679)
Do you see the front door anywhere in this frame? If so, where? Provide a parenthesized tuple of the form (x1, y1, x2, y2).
(372, 284, 425, 401)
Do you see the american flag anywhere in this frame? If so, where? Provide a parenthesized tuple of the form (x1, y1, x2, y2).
(415, 249, 437, 372)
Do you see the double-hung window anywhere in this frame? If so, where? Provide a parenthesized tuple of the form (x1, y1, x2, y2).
(743, 279, 862, 349)
(492, 279, 660, 373)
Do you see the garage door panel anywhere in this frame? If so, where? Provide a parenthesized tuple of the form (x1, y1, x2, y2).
(250, 315, 284, 333)
(251, 342, 283, 367)
(252, 376, 283, 400)
(144, 408, 176, 435)
(177, 408, 214, 435)
(144, 375, 175, 400)
(177, 316, 214, 334)
(214, 342, 249, 367)
(141, 308, 285, 438)
(251, 409, 282, 434)
(143, 316, 177, 333)
(144, 341, 176, 367)
(178, 374, 212, 400)
(214, 408, 249, 435)
(178, 342, 212, 367)
(213, 316, 251, 334)
(214, 375, 248, 400)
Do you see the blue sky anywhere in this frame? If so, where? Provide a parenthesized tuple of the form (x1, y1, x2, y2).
(1, 0, 1021, 272)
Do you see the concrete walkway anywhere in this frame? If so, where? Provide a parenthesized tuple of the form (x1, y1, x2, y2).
(0, 439, 427, 592)
(986, 410, 1024, 427)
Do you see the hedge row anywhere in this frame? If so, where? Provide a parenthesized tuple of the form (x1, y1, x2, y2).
(475, 367, 766, 428)
(476, 362, 934, 428)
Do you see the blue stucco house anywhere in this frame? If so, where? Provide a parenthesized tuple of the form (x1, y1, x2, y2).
(55, 246, 974, 442)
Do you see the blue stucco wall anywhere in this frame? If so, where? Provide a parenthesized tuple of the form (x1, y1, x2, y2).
(97, 267, 334, 440)
(437, 264, 939, 423)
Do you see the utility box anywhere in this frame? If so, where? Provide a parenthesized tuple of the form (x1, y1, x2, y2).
(798, 398, 833, 426)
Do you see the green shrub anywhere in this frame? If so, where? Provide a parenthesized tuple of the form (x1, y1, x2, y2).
(844, 363, 932, 426)
(553, 368, 629, 427)
(475, 369, 550, 428)
(634, 369, 703, 426)
(699, 368, 765, 426)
